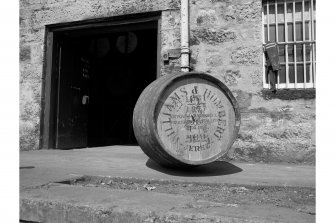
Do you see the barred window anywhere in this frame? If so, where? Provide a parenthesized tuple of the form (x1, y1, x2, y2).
(262, 0, 316, 89)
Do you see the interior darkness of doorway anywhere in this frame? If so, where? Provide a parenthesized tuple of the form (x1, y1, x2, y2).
(54, 22, 158, 148)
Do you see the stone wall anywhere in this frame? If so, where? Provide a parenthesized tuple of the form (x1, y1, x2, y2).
(189, 0, 315, 164)
(19, 0, 181, 150)
(20, 0, 315, 164)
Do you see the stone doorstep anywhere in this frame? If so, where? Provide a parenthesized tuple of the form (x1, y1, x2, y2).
(20, 183, 314, 223)
(21, 199, 241, 223)
(19, 184, 238, 223)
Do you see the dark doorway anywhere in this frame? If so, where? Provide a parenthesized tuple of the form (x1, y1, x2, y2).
(50, 20, 158, 149)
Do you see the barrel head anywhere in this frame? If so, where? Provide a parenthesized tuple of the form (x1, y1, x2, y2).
(154, 74, 239, 165)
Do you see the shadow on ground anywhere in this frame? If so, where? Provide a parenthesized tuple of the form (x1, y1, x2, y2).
(146, 159, 243, 177)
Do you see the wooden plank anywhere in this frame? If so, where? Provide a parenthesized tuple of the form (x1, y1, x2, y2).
(302, 0, 307, 88)
(293, 1, 297, 88)
(40, 31, 54, 149)
(156, 17, 161, 78)
(48, 12, 161, 32)
(262, 5, 268, 89)
(284, 1, 289, 88)
(267, 3, 270, 43)
(267, 3, 270, 89)
(55, 46, 62, 148)
(311, 0, 316, 88)
(275, 1, 280, 87)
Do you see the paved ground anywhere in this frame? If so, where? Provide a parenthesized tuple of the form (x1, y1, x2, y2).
(20, 146, 315, 223)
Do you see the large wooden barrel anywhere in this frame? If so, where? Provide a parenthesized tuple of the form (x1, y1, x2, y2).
(133, 72, 240, 167)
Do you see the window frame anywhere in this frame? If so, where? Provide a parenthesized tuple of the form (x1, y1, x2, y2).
(262, 0, 316, 89)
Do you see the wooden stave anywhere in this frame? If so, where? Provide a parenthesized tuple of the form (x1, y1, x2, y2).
(133, 72, 241, 167)
(133, 73, 182, 166)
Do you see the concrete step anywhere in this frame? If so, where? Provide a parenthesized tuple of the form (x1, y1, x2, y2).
(20, 183, 315, 223)
(20, 146, 315, 222)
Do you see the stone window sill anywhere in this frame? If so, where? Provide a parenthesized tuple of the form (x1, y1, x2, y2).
(260, 88, 316, 100)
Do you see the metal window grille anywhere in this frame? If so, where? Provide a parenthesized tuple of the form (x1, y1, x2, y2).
(262, 0, 316, 89)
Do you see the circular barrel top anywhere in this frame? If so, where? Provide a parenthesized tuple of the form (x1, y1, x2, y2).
(152, 72, 240, 165)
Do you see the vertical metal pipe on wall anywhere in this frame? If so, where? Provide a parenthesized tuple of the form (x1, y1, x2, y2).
(180, 0, 190, 72)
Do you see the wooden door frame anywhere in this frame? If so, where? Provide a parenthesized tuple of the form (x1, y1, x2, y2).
(40, 11, 162, 149)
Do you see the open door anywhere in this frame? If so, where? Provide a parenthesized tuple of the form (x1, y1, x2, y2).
(45, 18, 159, 149)
(55, 37, 90, 149)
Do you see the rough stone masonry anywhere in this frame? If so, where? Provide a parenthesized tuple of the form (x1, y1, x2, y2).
(19, 0, 315, 164)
